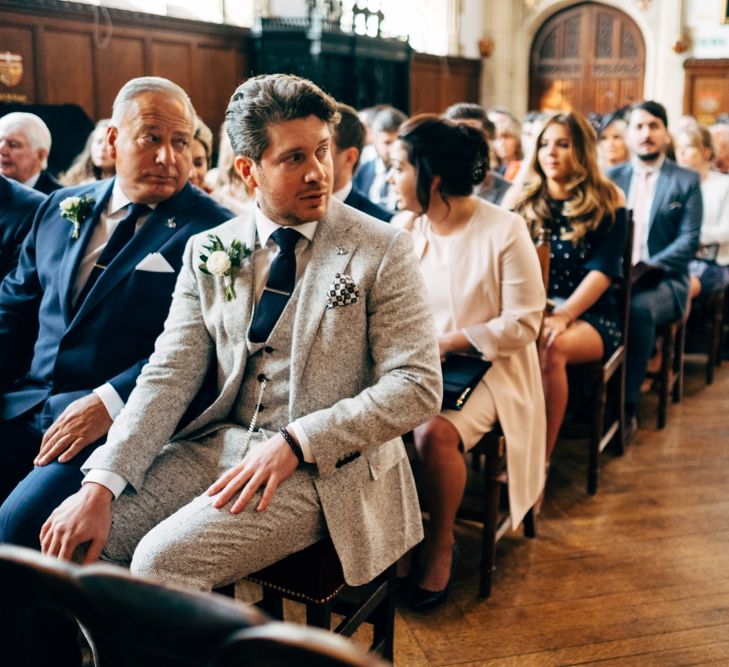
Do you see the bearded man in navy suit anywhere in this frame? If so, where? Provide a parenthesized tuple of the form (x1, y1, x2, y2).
(608, 101, 702, 436)
(0, 77, 232, 547)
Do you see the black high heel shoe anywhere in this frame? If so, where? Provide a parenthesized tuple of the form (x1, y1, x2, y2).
(410, 544, 459, 612)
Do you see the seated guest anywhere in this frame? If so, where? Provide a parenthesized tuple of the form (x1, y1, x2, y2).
(674, 126, 729, 298)
(493, 115, 523, 182)
(709, 123, 729, 174)
(598, 111, 630, 170)
(206, 120, 255, 216)
(0, 173, 45, 278)
(443, 102, 511, 206)
(190, 116, 213, 193)
(60, 119, 115, 186)
(0, 112, 61, 194)
(39, 74, 440, 596)
(514, 112, 627, 462)
(331, 103, 392, 221)
(353, 105, 406, 211)
(389, 115, 546, 611)
(0, 76, 233, 547)
(608, 101, 701, 436)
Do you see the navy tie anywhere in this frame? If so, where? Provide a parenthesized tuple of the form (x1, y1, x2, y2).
(76, 202, 149, 308)
(249, 227, 301, 343)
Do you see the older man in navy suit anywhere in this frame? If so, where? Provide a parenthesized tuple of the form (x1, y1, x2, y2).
(0, 173, 44, 279)
(608, 101, 702, 436)
(0, 76, 232, 547)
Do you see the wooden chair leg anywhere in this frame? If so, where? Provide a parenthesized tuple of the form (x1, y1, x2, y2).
(657, 326, 675, 429)
(370, 567, 395, 661)
(480, 437, 504, 598)
(673, 320, 686, 404)
(523, 508, 537, 539)
(614, 362, 627, 455)
(305, 601, 332, 629)
(259, 588, 284, 620)
(588, 376, 608, 495)
(707, 293, 724, 384)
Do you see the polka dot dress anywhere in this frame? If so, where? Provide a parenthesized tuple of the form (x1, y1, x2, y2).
(547, 204, 622, 358)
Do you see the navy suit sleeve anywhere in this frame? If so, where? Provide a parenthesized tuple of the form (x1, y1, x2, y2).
(650, 172, 702, 275)
(0, 211, 44, 385)
(107, 361, 147, 402)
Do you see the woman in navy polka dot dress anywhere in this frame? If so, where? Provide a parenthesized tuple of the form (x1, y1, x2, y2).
(515, 112, 628, 463)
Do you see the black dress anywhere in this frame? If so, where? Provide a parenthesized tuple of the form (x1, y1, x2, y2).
(547, 202, 628, 357)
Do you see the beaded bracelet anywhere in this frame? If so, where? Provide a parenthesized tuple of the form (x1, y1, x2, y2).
(280, 427, 304, 463)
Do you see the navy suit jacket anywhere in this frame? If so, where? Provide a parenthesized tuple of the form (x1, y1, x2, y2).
(0, 177, 233, 422)
(352, 159, 377, 197)
(0, 174, 45, 279)
(33, 170, 62, 195)
(608, 159, 702, 310)
(344, 186, 393, 222)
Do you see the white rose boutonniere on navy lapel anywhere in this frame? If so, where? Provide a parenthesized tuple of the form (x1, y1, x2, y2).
(59, 195, 95, 239)
(198, 234, 252, 301)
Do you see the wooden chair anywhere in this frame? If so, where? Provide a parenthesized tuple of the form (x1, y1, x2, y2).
(242, 537, 395, 661)
(213, 624, 387, 667)
(646, 291, 691, 429)
(457, 424, 536, 598)
(0, 544, 267, 667)
(565, 214, 634, 494)
(687, 285, 727, 385)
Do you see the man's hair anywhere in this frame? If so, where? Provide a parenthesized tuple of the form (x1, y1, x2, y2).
(443, 102, 495, 138)
(371, 106, 407, 135)
(0, 112, 52, 167)
(333, 103, 365, 168)
(628, 100, 669, 128)
(111, 76, 196, 126)
(226, 74, 340, 163)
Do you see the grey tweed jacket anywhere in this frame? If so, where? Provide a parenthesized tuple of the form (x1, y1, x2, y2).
(84, 197, 442, 585)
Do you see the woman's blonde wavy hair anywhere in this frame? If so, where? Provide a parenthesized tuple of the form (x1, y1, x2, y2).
(514, 111, 622, 243)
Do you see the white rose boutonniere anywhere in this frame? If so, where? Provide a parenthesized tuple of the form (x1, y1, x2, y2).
(59, 194, 95, 239)
(199, 234, 252, 301)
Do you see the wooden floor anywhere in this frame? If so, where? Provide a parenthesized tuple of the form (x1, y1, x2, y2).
(388, 353, 729, 666)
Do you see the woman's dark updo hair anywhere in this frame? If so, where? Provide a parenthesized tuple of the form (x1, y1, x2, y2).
(397, 113, 489, 213)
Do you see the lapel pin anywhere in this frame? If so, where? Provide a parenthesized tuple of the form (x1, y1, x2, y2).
(336, 246, 348, 255)
(165, 217, 177, 229)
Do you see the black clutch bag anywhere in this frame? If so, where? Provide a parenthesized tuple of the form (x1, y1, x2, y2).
(441, 353, 492, 411)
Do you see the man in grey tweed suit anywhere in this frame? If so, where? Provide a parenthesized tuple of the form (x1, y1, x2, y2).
(40, 74, 442, 590)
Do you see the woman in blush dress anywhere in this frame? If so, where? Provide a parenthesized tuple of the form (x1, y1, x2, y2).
(388, 115, 546, 612)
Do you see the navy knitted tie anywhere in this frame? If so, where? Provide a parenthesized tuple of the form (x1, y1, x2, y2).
(249, 227, 301, 343)
(76, 202, 149, 307)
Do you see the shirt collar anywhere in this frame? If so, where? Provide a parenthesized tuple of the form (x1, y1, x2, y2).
(254, 204, 318, 247)
(108, 180, 158, 216)
(23, 171, 41, 188)
(333, 181, 352, 202)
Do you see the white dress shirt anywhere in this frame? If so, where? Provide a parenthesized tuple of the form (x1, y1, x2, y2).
(85, 204, 319, 498)
(628, 155, 665, 264)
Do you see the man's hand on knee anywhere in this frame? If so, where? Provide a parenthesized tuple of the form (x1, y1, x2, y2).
(40, 482, 113, 564)
(35, 394, 113, 466)
(207, 433, 299, 514)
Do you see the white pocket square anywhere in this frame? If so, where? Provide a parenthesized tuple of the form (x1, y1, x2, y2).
(135, 252, 175, 273)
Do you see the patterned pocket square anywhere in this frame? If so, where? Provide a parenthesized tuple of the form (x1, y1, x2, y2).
(327, 272, 359, 309)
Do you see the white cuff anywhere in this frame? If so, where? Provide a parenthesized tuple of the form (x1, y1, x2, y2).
(93, 384, 125, 420)
(289, 421, 315, 463)
(82, 470, 128, 499)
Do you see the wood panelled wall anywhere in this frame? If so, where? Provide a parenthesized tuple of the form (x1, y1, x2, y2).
(409, 54, 481, 115)
(0, 1, 481, 131)
(0, 2, 248, 134)
(683, 59, 729, 126)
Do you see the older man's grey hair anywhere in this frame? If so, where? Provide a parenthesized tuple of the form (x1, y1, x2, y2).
(225, 74, 340, 163)
(0, 112, 52, 167)
(110, 76, 196, 127)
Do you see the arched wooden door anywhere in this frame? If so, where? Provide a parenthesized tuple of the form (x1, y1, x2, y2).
(529, 2, 645, 114)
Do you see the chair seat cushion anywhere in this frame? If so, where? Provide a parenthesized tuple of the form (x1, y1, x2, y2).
(245, 537, 344, 604)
